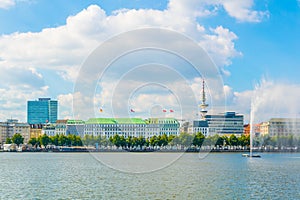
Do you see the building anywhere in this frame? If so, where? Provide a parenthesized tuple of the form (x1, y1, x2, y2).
(191, 112, 244, 137)
(205, 112, 244, 136)
(0, 119, 30, 145)
(188, 79, 244, 137)
(260, 122, 269, 137)
(84, 118, 146, 139)
(27, 98, 58, 125)
(55, 120, 68, 135)
(145, 118, 180, 138)
(260, 118, 300, 137)
(42, 124, 56, 136)
(65, 120, 85, 137)
(243, 124, 261, 137)
(84, 118, 179, 139)
(30, 128, 42, 139)
(188, 120, 209, 137)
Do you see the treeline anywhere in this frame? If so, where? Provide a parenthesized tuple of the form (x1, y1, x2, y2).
(254, 135, 300, 148)
(82, 132, 250, 149)
(28, 134, 83, 147)
(11, 132, 300, 150)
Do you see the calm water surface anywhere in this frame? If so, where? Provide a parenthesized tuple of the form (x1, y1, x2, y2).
(0, 152, 299, 199)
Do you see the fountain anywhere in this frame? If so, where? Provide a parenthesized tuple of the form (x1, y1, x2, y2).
(243, 86, 261, 158)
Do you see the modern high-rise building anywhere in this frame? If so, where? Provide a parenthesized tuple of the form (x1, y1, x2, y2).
(205, 112, 244, 136)
(27, 98, 58, 125)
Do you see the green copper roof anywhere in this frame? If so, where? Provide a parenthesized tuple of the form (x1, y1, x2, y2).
(67, 120, 85, 124)
(86, 118, 116, 124)
(115, 118, 146, 124)
(85, 118, 146, 125)
(145, 118, 179, 124)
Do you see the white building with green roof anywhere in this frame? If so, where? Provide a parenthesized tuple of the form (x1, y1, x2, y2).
(145, 118, 179, 138)
(84, 117, 179, 139)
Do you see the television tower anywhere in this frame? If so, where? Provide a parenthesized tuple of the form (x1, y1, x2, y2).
(200, 78, 208, 120)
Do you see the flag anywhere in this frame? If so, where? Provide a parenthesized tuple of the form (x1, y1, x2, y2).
(130, 109, 135, 112)
(163, 109, 167, 112)
(170, 109, 174, 113)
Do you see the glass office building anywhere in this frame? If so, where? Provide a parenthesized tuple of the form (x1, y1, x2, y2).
(27, 98, 58, 124)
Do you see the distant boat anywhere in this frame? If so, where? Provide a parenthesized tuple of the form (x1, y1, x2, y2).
(242, 153, 261, 158)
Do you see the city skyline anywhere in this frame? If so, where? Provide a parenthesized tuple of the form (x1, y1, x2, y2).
(0, 1, 299, 123)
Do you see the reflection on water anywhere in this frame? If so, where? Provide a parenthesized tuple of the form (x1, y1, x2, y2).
(0, 152, 299, 199)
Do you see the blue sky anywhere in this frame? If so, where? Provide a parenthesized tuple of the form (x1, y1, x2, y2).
(0, 0, 300, 122)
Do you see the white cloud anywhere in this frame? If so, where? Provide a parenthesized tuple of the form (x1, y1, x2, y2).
(0, 2, 250, 81)
(0, 1, 269, 121)
(200, 26, 241, 69)
(231, 79, 300, 123)
(221, 0, 269, 23)
(0, 0, 15, 9)
(0, 85, 48, 122)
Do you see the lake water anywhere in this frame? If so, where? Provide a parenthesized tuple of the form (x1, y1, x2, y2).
(0, 152, 299, 199)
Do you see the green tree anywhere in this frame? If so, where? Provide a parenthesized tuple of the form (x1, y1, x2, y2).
(150, 135, 158, 148)
(160, 134, 169, 147)
(136, 136, 146, 149)
(58, 134, 68, 146)
(5, 137, 12, 144)
(192, 132, 205, 147)
(12, 133, 24, 146)
(28, 137, 39, 146)
(168, 135, 176, 145)
(51, 134, 59, 146)
(178, 132, 194, 147)
(229, 134, 238, 146)
(110, 134, 122, 148)
(126, 136, 133, 148)
(119, 135, 126, 149)
(239, 135, 250, 147)
(40, 134, 50, 148)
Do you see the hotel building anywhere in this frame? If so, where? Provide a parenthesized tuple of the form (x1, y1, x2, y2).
(84, 118, 179, 139)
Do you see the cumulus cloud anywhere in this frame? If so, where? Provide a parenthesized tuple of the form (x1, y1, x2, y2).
(0, 0, 15, 9)
(0, 2, 253, 81)
(221, 0, 269, 23)
(0, 1, 269, 121)
(231, 79, 300, 123)
(0, 85, 49, 121)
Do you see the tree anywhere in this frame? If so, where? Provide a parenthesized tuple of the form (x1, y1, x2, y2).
(192, 132, 205, 147)
(51, 134, 59, 146)
(215, 135, 224, 147)
(40, 134, 50, 148)
(136, 136, 146, 149)
(12, 133, 24, 146)
(28, 138, 39, 146)
(5, 137, 12, 144)
(58, 134, 68, 146)
(178, 132, 194, 147)
(160, 134, 169, 147)
(229, 134, 238, 146)
(126, 136, 133, 148)
(150, 135, 158, 148)
(111, 134, 122, 148)
(239, 135, 250, 147)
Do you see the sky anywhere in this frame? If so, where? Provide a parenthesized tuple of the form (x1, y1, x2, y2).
(0, 0, 300, 123)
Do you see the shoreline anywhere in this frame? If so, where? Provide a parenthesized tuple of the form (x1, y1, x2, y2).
(1, 149, 299, 153)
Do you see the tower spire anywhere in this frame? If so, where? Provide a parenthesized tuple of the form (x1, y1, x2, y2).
(200, 78, 208, 120)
